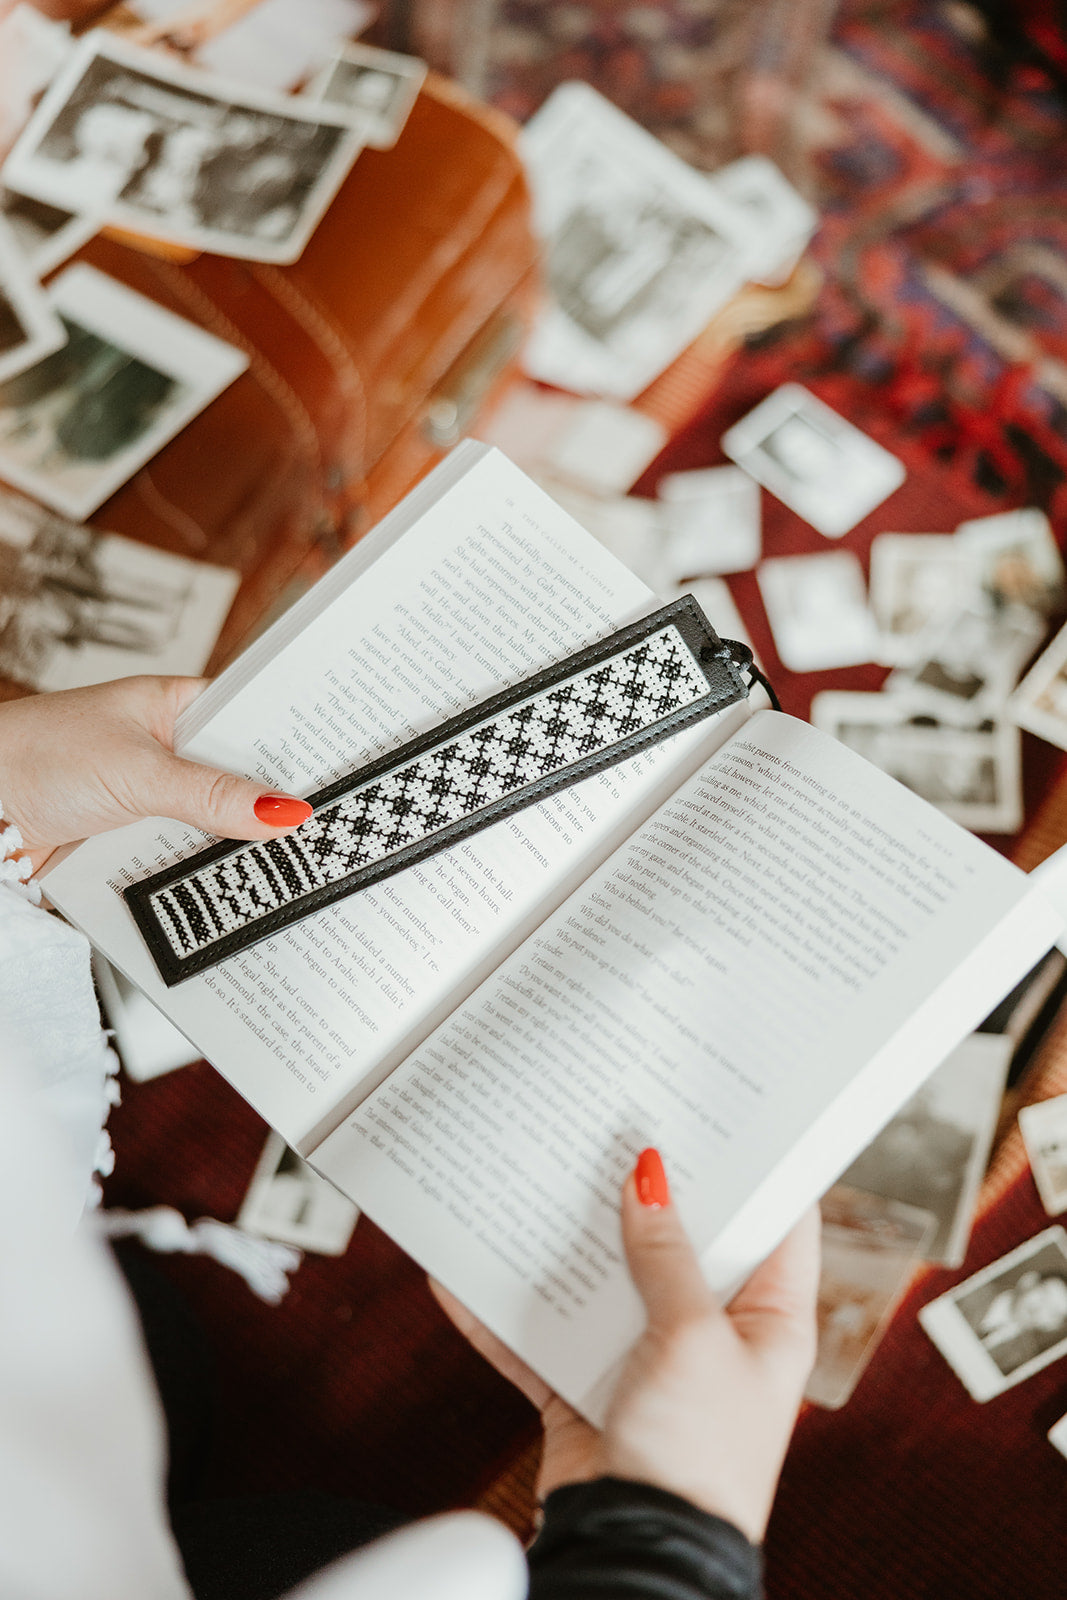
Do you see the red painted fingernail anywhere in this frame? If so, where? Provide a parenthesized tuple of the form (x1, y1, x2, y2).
(254, 794, 312, 827)
(635, 1147, 670, 1209)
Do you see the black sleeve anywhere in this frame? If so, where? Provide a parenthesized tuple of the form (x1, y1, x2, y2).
(525, 1476, 763, 1600)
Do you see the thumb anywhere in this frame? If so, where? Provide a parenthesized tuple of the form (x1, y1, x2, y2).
(137, 744, 312, 841)
(621, 1148, 718, 1330)
(726, 1207, 821, 1365)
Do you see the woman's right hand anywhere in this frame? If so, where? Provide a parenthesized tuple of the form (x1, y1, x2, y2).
(432, 1150, 819, 1545)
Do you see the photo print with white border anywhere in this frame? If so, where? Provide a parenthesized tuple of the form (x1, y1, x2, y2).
(838, 1033, 1014, 1267)
(308, 41, 427, 150)
(810, 691, 1023, 835)
(0, 186, 101, 277)
(722, 384, 906, 538)
(0, 262, 248, 521)
(0, 483, 240, 692)
(520, 82, 760, 399)
(1009, 621, 1067, 754)
(713, 154, 817, 285)
(0, 4, 76, 154)
(956, 508, 1066, 615)
(656, 464, 762, 579)
(868, 532, 977, 667)
(1020, 1095, 1067, 1218)
(2, 31, 365, 263)
(887, 603, 1044, 726)
(0, 213, 66, 384)
(541, 399, 667, 497)
(238, 1130, 360, 1256)
(757, 549, 877, 672)
(919, 1225, 1067, 1401)
(127, 0, 376, 95)
(806, 1183, 935, 1410)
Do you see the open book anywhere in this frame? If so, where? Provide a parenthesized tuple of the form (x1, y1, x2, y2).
(44, 442, 1062, 1422)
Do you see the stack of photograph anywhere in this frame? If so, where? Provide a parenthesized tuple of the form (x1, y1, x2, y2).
(812, 509, 1067, 838)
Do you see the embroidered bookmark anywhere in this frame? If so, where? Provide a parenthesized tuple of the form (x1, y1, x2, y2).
(126, 595, 755, 985)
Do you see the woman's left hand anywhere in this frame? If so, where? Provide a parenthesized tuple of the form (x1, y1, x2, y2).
(0, 675, 312, 872)
(430, 1166, 819, 1535)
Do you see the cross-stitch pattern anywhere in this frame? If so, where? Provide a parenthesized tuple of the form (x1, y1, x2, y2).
(147, 624, 709, 965)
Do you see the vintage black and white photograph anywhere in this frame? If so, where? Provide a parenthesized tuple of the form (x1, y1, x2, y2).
(545, 189, 731, 346)
(237, 1130, 360, 1256)
(756, 550, 877, 672)
(868, 532, 976, 666)
(888, 603, 1044, 724)
(0, 484, 239, 691)
(1009, 621, 1067, 753)
(0, 186, 100, 277)
(127, 0, 375, 95)
(0, 213, 66, 384)
(811, 691, 1024, 833)
(956, 507, 1066, 614)
(1020, 1094, 1067, 1217)
(542, 398, 667, 496)
(722, 384, 906, 538)
(839, 1034, 1014, 1266)
(0, 3, 74, 154)
(919, 1226, 1067, 1400)
(713, 154, 817, 285)
(0, 262, 247, 520)
(2, 33, 364, 263)
(309, 42, 426, 150)
(656, 464, 762, 578)
(806, 1184, 934, 1410)
(520, 81, 756, 398)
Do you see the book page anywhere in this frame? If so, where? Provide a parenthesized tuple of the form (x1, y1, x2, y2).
(44, 447, 741, 1148)
(315, 711, 1060, 1419)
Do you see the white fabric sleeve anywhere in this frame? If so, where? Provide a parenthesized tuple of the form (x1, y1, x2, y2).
(0, 868, 526, 1600)
(0, 883, 118, 1221)
(0, 1048, 528, 1600)
(286, 1513, 528, 1600)
(0, 1054, 192, 1600)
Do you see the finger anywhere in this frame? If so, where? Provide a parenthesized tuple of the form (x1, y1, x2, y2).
(621, 1149, 717, 1330)
(128, 677, 312, 840)
(428, 1279, 554, 1410)
(137, 744, 312, 840)
(162, 676, 210, 722)
(727, 1207, 821, 1362)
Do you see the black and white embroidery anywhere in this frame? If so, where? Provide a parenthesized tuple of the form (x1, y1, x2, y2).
(126, 597, 752, 984)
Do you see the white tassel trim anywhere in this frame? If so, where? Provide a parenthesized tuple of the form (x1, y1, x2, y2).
(0, 805, 41, 904)
(80, 1043, 123, 1214)
(97, 1206, 302, 1304)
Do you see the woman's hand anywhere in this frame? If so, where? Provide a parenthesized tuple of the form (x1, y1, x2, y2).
(0, 676, 312, 872)
(600, 1150, 819, 1541)
(431, 1149, 819, 1544)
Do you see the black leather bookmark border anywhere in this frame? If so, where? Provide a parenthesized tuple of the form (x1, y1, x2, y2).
(125, 594, 753, 986)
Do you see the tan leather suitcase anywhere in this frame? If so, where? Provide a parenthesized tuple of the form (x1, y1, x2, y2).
(60, 72, 540, 669)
